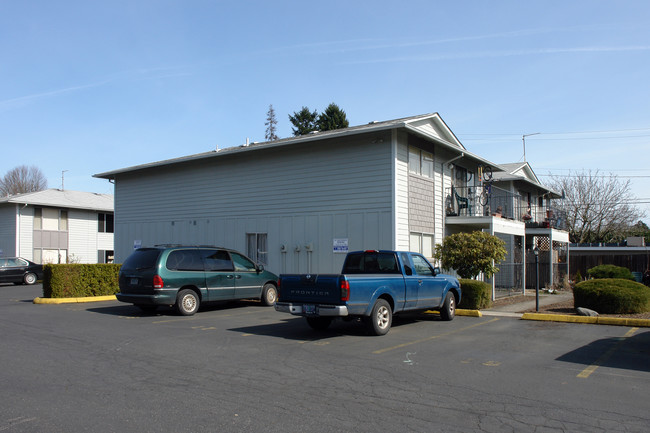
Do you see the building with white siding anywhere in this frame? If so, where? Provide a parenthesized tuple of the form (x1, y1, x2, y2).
(0, 189, 114, 264)
(95, 113, 568, 295)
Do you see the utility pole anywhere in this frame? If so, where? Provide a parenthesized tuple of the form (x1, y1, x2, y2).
(61, 170, 68, 190)
(522, 133, 540, 162)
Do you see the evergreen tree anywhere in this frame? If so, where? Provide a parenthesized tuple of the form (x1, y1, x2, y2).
(317, 103, 349, 131)
(288, 106, 319, 136)
(264, 104, 279, 141)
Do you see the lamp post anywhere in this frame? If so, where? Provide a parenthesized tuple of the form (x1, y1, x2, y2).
(533, 246, 540, 312)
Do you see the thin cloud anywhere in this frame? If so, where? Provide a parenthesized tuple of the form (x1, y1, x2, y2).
(0, 65, 196, 111)
(342, 45, 650, 64)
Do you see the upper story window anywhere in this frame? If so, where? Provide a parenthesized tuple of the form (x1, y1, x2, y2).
(98, 213, 114, 233)
(33, 208, 68, 231)
(408, 146, 434, 179)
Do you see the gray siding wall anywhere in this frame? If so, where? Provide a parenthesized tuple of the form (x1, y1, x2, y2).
(408, 175, 435, 233)
(0, 205, 17, 256)
(114, 133, 394, 273)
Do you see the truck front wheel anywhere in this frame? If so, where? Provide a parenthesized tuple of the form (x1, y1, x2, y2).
(440, 291, 456, 321)
(365, 299, 392, 336)
(306, 317, 332, 331)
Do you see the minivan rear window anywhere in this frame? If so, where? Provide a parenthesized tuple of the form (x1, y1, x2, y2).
(122, 248, 162, 271)
(166, 250, 204, 272)
(342, 252, 400, 274)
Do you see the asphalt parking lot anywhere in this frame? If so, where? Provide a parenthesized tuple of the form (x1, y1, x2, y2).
(2, 283, 649, 432)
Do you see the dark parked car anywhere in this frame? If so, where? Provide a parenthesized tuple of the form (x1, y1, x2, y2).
(0, 257, 43, 285)
(117, 246, 279, 315)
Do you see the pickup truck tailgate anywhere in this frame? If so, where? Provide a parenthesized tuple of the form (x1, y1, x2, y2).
(278, 274, 342, 304)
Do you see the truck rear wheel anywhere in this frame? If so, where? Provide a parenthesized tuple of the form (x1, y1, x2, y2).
(306, 317, 332, 331)
(365, 299, 392, 336)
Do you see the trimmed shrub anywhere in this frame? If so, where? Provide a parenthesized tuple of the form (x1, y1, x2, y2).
(43, 264, 121, 298)
(573, 278, 650, 314)
(458, 279, 493, 309)
(587, 264, 634, 280)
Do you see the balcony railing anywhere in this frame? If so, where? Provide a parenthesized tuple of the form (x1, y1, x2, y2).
(445, 185, 567, 229)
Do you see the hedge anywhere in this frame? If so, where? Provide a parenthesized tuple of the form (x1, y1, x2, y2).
(587, 264, 634, 280)
(458, 279, 493, 309)
(573, 278, 650, 314)
(43, 264, 121, 298)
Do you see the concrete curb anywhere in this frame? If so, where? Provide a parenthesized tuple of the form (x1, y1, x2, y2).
(521, 312, 650, 327)
(33, 295, 117, 304)
(424, 309, 482, 317)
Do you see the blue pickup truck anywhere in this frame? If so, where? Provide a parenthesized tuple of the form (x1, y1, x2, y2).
(274, 250, 461, 335)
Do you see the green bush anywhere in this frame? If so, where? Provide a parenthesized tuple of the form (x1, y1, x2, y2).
(458, 279, 493, 309)
(587, 264, 634, 280)
(43, 264, 121, 298)
(573, 278, 650, 314)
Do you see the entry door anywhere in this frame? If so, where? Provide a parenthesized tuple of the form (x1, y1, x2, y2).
(412, 254, 445, 309)
(202, 249, 236, 301)
(230, 252, 263, 299)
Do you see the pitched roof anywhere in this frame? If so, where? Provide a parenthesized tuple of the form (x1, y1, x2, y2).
(94, 112, 498, 179)
(493, 162, 561, 198)
(0, 189, 113, 212)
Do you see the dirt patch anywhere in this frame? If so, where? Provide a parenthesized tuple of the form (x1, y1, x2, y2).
(491, 292, 650, 319)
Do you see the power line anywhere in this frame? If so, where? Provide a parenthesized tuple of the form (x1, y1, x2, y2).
(538, 174, 650, 178)
(459, 127, 650, 136)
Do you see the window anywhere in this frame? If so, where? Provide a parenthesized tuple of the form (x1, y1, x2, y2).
(60, 211, 68, 231)
(98, 213, 114, 233)
(408, 146, 434, 179)
(166, 250, 204, 271)
(410, 232, 434, 258)
(204, 250, 233, 272)
(246, 233, 268, 265)
(231, 252, 257, 272)
(411, 254, 435, 276)
(34, 208, 42, 230)
(97, 250, 115, 264)
(342, 251, 400, 274)
(42, 208, 59, 231)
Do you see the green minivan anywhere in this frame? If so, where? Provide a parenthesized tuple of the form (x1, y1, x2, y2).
(117, 246, 279, 315)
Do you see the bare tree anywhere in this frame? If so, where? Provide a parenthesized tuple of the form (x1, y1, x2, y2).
(264, 104, 278, 141)
(0, 165, 47, 196)
(547, 170, 645, 243)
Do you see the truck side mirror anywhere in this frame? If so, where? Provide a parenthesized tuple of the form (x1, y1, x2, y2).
(404, 265, 413, 276)
(256, 264, 265, 273)
(433, 267, 441, 276)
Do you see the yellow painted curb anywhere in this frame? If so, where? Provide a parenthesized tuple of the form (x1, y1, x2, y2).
(521, 313, 650, 327)
(424, 309, 482, 317)
(456, 309, 482, 317)
(33, 295, 117, 304)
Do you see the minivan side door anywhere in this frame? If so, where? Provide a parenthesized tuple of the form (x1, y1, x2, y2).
(230, 252, 264, 299)
(202, 249, 236, 301)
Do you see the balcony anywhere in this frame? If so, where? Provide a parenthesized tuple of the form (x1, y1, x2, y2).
(445, 185, 523, 220)
(445, 186, 567, 230)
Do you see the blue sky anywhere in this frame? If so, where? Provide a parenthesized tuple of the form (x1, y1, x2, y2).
(2, 1, 649, 223)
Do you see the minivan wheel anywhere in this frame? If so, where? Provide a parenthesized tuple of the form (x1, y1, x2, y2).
(176, 289, 199, 316)
(261, 283, 277, 306)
